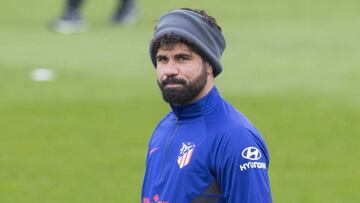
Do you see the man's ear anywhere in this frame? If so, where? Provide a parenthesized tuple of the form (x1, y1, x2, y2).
(206, 62, 213, 75)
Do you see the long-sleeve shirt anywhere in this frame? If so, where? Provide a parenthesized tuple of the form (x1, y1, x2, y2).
(142, 87, 272, 203)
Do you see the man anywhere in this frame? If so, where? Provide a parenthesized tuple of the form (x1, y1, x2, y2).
(142, 8, 272, 203)
(50, 0, 139, 34)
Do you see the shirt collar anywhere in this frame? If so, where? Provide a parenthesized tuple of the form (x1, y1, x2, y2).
(170, 86, 222, 119)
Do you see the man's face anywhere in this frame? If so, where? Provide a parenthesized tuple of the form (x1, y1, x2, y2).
(156, 43, 210, 105)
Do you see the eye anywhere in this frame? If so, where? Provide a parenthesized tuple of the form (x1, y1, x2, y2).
(176, 55, 191, 61)
(156, 56, 168, 63)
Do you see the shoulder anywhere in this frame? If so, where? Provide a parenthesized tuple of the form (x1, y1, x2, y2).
(209, 99, 264, 144)
(149, 112, 176, 142)
(154, 112, 175, 130)
(207, 100, 269, 163)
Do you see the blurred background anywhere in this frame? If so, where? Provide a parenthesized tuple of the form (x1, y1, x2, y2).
(0, 0, 359, 202)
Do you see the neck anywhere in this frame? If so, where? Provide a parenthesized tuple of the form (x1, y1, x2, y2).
(189, 83, 214, 104)
(180, 74, 214, 105)
(170, 86, 221, 119)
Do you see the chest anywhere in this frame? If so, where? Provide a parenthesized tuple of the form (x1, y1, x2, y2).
(145, 118, 215, 195)
(150, 119, 211, 172)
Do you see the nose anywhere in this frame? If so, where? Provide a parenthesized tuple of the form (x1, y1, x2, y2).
(159, 60, 179, 78)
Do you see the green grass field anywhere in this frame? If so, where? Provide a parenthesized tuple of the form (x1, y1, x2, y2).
(0, 0, 359, 202)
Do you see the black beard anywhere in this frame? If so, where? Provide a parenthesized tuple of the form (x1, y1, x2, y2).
(157, 65, 208, 105)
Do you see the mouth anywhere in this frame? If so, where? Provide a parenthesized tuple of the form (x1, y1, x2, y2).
(160, 76, 186, 89)
(165, 83, 183, 88)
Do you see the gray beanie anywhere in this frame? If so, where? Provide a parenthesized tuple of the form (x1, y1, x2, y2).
(149, 9, 226, 77)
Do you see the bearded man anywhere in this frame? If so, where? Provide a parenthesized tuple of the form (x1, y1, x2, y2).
(141, 8, 272, 203)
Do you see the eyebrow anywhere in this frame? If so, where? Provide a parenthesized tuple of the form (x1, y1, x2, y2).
(156, 55, 167, 60)
(175, 53, 192, 58)
(156, 52, 193, 60)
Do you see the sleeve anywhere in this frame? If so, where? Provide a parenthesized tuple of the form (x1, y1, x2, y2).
(212, 127, 272, 202)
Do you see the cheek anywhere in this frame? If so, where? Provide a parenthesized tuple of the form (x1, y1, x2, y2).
(156, 69, 164, 82)
(182, 64, 202, 78)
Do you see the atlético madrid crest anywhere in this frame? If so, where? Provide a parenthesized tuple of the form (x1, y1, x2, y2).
(177, 142, 195, 169)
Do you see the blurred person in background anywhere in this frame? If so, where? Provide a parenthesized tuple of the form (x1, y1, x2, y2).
(142, 8, 272, 203)
(50, 0, 139, 34)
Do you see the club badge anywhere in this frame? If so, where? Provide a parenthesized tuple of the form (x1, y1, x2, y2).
(177, 142, 195, 169)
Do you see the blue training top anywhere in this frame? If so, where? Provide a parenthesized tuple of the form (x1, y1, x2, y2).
(142, 87, 272, 203)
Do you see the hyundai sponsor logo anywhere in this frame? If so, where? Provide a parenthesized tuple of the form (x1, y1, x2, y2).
(239, 147, 266, 171)
(239, 162, 267, 171)
(241, 147, 261, 161)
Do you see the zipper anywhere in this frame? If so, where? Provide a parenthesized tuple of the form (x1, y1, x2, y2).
(158, 118, 179, 182)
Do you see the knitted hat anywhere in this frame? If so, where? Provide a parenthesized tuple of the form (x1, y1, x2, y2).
(149, 9, 226, 77)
